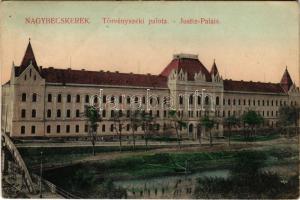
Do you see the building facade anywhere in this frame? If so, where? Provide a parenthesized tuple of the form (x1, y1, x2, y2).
(2, 41, 300, 139)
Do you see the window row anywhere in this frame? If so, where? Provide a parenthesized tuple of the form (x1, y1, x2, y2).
(223, 98, 289, 107)
(21, 93, 37, 102)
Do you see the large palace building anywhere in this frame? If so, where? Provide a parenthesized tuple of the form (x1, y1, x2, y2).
(1, 40, 300, 139)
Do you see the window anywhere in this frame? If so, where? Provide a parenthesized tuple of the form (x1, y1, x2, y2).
(24, 75, 27, 80)
(198, 96, 201, 105)
(248, 100, 251, 106)
(156, 110, 160, 117)
(149, 110, 152, 116)
(94, 96, 98, 104)
(66, 125, 70, 133)
(110, 124, 114, 132)
(243, 99, 246, 105)
(31, 126, 35, 134)
(32, 109, 36, 118)
(57, 125, 61, 133)
(233, 99, 236, 106)
(76, 125, 79, 133)
(102, 110, 106, 118)
(111, 96, 115, 103)
(47, 109, 51, 118)
(267, 100, 269, 106)
(238, 99, 241, 105)
(258, 100, 260, 106)
(127, 110, 130, 118)
(57, 109, 61, 118)
(76, 95, 80, 103)
(32, 93, 37, 102)
(102, 125, 105, 132)
(118, 110, 123, 117)
(66, 110, 71, 118)
(103, 95, 106, 103)
(262, 100, 265, 106)
(228, 110, 231, 116)
(21, 126, 25, 134)
(228, 99, 231, 105)
(223, 98, 225, 105)
(179, 96, 183, 105)
(48, 94, 52, 102)
(67, 94, 71, 103)
(142, 96, 146, 104)
(205, 96, 209, 105)
(127, 124, 130, 131)
(216, 97, 219, 106)
(127, 96, 131, 104)
(189, 94, 193, 105)
(22, 93, 26, 102)
(119, 96, 123, 104)
(85, 125, 88, 132)
(85, 95, 89, 103)
(47, 125, 51, 133)
(57, 94, 62, 103)
(76, 109, 80, 117)
(21, 109, 26, 118)
(111, 110, 115, 118)
(29, 69, 32, 77)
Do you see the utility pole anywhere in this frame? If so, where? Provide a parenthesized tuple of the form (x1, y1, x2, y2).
(39, 151, 43, 198)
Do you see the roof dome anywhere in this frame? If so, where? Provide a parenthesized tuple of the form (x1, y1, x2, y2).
(160, 53, 211, 81)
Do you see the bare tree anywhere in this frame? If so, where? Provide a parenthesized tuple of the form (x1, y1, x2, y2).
(110, 110, 127, 152)
(168, 110, 187, 149)
(85, 106, 102, 156)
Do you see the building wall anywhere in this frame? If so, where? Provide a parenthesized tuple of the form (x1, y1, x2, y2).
(2, 64, 300, 139)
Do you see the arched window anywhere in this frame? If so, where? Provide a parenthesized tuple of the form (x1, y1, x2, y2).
(228, 99, 231, 105)
(119, 96, 123, 103)
(22, 93, 26, 102)
(216, 96, 219, 106)
(32, 93, 37, 102)
(67, 94, 71, 103)
(102, 125, 106, 132)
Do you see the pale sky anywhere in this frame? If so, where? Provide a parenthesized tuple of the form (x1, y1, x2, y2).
(1, 1, 299, 85)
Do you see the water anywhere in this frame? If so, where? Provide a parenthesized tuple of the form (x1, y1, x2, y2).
(115, 169, 230, 198)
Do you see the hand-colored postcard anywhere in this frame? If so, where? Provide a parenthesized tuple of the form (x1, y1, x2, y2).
(1, 1, 299, 199)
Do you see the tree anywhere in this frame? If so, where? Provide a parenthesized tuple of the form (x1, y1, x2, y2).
(129, 110, 142, 151)
(279, 105, 300, 137)
(224, 115, 240, 146)
(110, 110, 127, 152)
(141, 111, 156, 151)
(85, 106, 102, 156)
(168, 110, 187, 149)
(242, 111, 264, 138)
(201, 116, 216, 147)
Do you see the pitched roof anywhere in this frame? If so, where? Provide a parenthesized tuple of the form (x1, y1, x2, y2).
(160, 56, 212, 81)
(280, 67, 293, 92)
(210, 60, 219, 76)
(224, 79, 285, 93)
(17, 40, 40, 76)
(41, 68, 168, 88)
